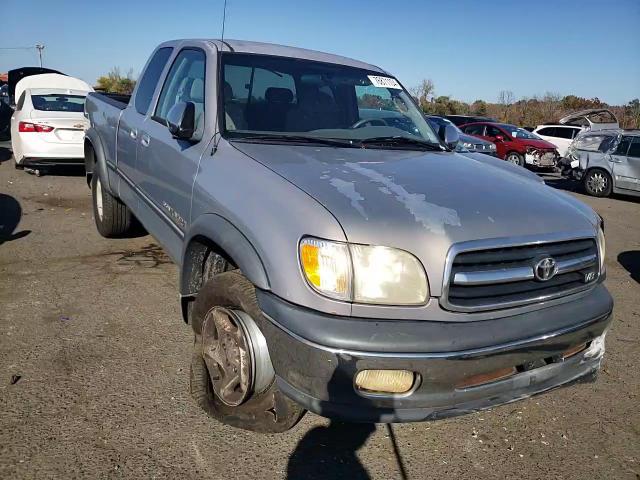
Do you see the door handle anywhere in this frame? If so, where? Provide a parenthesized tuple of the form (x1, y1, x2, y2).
(141, 133, 150, 147)
(129, 129, 137, 140)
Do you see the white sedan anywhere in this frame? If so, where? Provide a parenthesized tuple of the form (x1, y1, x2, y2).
(10, 73, 93, 168)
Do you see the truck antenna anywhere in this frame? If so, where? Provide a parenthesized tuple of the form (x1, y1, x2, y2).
(221, 0, 228, 43)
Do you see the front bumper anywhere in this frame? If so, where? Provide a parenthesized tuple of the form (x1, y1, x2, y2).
(257, 285, 613, 422)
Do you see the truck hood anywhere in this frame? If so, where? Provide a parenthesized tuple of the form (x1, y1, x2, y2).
(233, 143, 598, 294)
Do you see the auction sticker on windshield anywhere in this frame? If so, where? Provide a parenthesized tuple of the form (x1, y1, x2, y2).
(368, 75, 402, 89)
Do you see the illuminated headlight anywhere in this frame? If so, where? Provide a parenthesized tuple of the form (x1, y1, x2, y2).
(597, 220, 606, 274)
(300, 238, 428, 305)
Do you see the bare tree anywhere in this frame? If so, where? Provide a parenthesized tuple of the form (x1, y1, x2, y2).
(410, 79, 435, 111)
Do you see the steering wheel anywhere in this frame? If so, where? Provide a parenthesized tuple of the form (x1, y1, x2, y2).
(350, 118, 388, 129)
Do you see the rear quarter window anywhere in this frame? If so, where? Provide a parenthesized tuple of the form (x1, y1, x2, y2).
(134, 47, 173, 115)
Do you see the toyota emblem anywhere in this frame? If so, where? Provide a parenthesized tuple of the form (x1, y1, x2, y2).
(534, 257, 558, 281)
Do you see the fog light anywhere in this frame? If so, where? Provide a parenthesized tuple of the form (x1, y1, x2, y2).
(355, 370, 415, 394)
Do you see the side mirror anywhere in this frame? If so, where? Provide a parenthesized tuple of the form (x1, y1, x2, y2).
(494, 135, 504, 142)
(444, 124, 459, 149)
(166, 101, 195, 140)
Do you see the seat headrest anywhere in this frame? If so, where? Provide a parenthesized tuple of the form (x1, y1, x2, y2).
(190, 78, 204, 103)
(265, 87, 293, 104)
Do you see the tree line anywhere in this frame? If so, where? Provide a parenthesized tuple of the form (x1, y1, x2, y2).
(410, 79, 639, 129)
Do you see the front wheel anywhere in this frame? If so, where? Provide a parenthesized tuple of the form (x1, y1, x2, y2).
(190, 270, 305, 433)
(505, 151, 524, 167)
(91, 172, 134, 237)
(583, 168, 612, 197)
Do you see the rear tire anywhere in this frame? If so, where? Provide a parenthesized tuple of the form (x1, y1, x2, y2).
(91, 172, 134, 237)
(583, 168, 612, 197)
(190, 270, 305, 433)
(505, 151, 524, 167)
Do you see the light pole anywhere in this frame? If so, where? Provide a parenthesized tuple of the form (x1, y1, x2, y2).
(35, 44, 45, 68)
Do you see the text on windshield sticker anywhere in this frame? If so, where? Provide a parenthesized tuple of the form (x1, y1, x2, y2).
(368, 75, 402, 89)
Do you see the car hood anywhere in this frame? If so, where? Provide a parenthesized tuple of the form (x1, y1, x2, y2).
(521, 138, 557, 150)
(459, 151, 544, 183)
(233, 143, 599, 294)
(459, 133, 492, 146)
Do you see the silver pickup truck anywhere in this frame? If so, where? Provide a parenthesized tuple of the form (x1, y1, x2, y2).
(84, 39, 613, 433)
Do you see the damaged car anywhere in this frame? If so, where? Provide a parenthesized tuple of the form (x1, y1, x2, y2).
(562, 129, 640, 197)
(461, 121, 559, 168)
(534, 109, 619, 157)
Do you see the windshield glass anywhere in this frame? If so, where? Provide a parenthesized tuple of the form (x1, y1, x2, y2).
(221, 53, 440, 147)
(499, 124, 540, 140)
(31, 93, 86, 112)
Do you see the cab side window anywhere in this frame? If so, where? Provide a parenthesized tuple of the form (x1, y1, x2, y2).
(155, 49, 206, 140)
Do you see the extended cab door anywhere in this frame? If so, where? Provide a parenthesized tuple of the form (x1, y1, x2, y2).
(116, 47, 173, 207)
(612, 136, 640, 192)
(135, 47, 210, 257)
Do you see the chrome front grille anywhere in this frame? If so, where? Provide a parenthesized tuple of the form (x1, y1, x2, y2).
(442, 238, 599, 312)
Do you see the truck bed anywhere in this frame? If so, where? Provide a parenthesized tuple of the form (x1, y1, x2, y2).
(85, 92, 132, 171)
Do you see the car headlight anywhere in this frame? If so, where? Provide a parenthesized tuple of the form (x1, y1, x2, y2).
(300, 237, 428, 305)
(597, 219, 606, 274)
(489, 143, 496, 150)
(462, 142, 473, 149)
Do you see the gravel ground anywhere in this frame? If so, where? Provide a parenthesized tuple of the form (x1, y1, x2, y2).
(1, 141, 639, 479)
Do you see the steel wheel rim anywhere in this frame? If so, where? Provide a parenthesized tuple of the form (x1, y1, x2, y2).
(96, 177, 104, 220)
(507, 154, 520, 165)
(201, 307, 253, 407)
(588, 172, 607, 193)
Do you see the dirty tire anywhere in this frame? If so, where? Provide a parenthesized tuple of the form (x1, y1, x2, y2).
(91, 172, 133, 237)
(583, 168, 612, 198)
(505, 151, 524, 167)
(190, 270, 305, 433)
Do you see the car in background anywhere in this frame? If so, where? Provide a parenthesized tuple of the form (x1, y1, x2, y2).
(427, 115, 497, 156)
(533, 109, 619, 158)
(443, 114, 497, 127)
(533, 125, 582, 157)
(10, 73, 93, 169)
(461, 121, 558, 168)
(0, 67, 65, 141)
(563, 129, 640, 197)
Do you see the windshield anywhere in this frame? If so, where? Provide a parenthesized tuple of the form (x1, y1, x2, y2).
(499, 124, 540, 140)
(31, 93, 86, 112)
(220, 53, 440, 148)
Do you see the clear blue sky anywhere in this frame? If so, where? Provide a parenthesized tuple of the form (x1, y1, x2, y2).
(2, 0, 639, 105)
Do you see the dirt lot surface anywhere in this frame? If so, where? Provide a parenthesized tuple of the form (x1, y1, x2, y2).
(1, 142, 639, 479)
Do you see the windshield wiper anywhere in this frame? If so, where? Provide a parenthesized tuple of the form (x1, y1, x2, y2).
(232, 134, 357, 148)
(356, 136, 444, 151)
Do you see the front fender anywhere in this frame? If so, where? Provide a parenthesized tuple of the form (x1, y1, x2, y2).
(180, 213, 270, 296)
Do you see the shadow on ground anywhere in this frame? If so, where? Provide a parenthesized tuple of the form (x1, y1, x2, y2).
(618, 251, 640, 284)
(0, 193, 31, 245)
(286, 363, 407, 479)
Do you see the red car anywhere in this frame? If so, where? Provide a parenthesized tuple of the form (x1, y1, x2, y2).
(460, 122, 559, 167)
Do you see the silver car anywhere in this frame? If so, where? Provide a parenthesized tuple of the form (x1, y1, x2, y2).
(565, 130, 640, 197)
